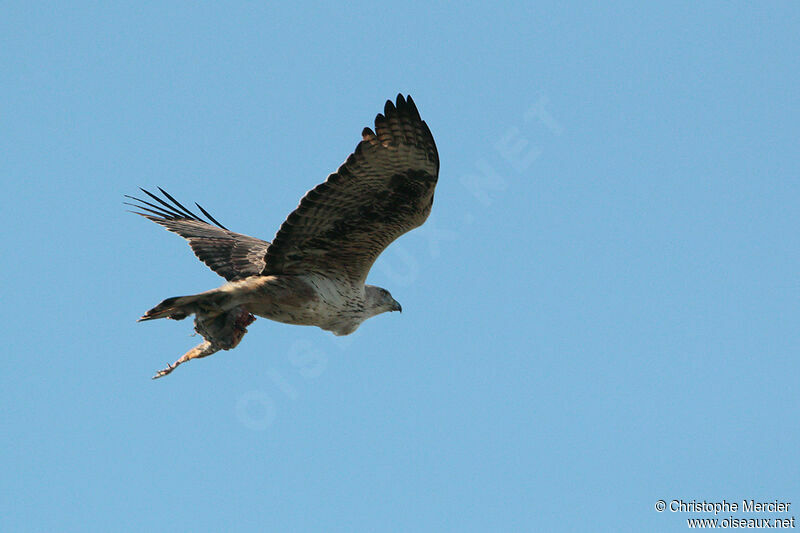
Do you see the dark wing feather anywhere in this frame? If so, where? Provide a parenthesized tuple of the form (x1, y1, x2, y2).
(126, 188, 270, 281)
(262, 94, 439, 283)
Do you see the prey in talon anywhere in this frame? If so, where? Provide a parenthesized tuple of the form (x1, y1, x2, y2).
(128, 94, 439, 378)
(148, 307, 255, 379)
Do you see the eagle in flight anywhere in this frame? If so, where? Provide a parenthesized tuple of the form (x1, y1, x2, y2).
(127, 94, 439, 378)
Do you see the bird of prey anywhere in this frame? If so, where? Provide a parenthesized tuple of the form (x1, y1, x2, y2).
(127, 94, 439, 379)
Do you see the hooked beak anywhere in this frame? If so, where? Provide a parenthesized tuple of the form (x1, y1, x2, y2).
(391, 299, 402, 313)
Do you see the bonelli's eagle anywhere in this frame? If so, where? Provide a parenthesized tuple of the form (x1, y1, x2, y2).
(128, 95, 439, 378)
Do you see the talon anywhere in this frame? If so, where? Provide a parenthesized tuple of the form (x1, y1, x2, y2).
(152, 363, 176, 379)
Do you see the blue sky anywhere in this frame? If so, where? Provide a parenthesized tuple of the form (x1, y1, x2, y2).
(2, 2, 799, 531)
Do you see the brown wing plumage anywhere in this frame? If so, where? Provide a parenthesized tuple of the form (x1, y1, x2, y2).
(262, 94, 439, 283)
(126, 188, 270, 281)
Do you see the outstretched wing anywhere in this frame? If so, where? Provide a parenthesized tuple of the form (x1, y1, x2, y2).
(126, 188, 270, 281)
(263, 94, 439, 283)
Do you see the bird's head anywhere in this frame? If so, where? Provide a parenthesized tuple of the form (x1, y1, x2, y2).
(365, 285, 402, 315)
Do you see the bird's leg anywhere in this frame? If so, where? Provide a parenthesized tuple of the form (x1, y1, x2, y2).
(152, 340, 220, 379)
(151, 307, 255, 379)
